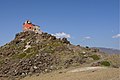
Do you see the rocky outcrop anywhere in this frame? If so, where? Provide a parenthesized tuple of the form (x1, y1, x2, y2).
(0, 31, 111, 80)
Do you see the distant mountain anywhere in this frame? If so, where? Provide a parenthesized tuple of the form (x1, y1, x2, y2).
(94, 47, 120, 54)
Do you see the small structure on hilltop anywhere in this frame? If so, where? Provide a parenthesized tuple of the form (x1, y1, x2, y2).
(23, 20, 42, 34)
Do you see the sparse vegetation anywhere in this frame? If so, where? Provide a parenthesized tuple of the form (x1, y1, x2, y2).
(12, 53, 26, 59)
(25, 53, 34, 58)
(0, 59, 4, 64)
(18, 53, 26, 59)
(90, 54, 100, 60)
(100, 61, 110, 66)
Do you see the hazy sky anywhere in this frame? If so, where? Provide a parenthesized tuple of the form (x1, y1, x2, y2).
(0, 0, 119, 49)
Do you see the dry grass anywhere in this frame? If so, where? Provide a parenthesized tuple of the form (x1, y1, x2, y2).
(21, 67, 120, 80)
(105, 54, 120, 67)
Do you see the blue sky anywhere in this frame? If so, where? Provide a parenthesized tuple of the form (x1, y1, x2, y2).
(0, 0, 119, 49)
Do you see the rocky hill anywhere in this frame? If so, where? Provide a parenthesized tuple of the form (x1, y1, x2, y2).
(0, 31, 119, 80)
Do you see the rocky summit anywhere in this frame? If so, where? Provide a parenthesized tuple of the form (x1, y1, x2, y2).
(0, 31, 119, 80)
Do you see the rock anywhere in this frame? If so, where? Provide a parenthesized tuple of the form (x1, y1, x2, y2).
(36, 73, 40, 76)
(62, 38, 70, 44)
(82, 51, 86, 54)
(28, 72, 32, 76)
(44, 69, 48, 72)
(58, 71, 62, 74)
(30, 67, 34, 72)
(21, 73, 25, 77)
(33, 66, 38, 69)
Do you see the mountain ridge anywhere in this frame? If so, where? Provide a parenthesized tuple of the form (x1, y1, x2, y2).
(92, 47, 120, 54)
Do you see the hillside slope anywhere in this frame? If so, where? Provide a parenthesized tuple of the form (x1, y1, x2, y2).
(0, 31, 119, 80)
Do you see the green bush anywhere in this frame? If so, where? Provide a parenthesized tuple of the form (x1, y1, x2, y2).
(90, 54, 100, 60)
(25, 53, 34, 58)
(0, 60, 4, 64)
(17, 53, 26, 59)
(12, 53, 26, 59)
(100, 61, 110, 66)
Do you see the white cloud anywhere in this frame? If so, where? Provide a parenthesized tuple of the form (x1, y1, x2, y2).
(52, 32, 71, 38)
(112, 34, 120, 38)
(84, 36, 91, 39)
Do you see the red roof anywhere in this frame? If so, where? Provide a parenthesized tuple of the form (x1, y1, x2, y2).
(23, 23, 34, 29)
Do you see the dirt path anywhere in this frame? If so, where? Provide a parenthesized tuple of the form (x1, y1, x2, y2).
(21, 67, 119, 80)
(68, 67, 107, 72)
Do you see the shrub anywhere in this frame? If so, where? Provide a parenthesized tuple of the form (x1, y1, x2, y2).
(26, 53, 34, 58)
(17, 53, 26, 59)
(90, 54, 100, 60)
(12, 53, 26, 59)
(100, 61, 110, 66)
(86, 46, 89, 48)
(0, 60, 4, 64)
